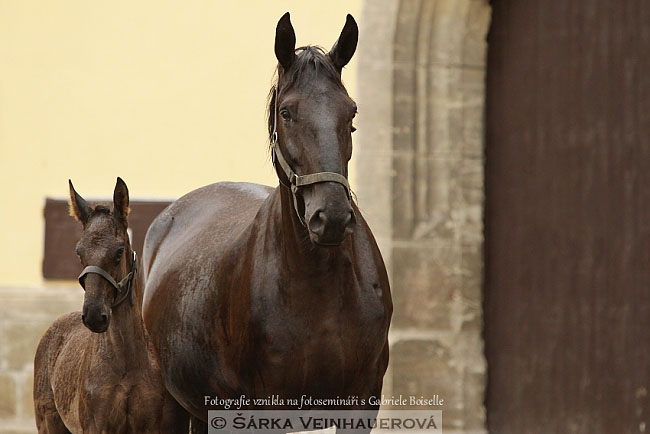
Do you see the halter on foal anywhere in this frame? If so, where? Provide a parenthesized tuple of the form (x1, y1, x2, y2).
(33, 178, 188, 434)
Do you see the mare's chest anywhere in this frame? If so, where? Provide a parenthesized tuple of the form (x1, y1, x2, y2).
(246, 261, 388, 394)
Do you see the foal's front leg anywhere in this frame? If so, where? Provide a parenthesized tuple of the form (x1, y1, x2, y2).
(35, 403, 71, 434)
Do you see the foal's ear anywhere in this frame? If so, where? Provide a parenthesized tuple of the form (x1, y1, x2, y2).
(69, 179, 92, 225)
(275, 12, 296, 72)
(113, 177, 130, 224)
(329, 14, 358, 70)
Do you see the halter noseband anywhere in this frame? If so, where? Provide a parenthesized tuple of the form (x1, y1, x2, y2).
(78, 251, 137, 308)
(270, 86, 352, 226)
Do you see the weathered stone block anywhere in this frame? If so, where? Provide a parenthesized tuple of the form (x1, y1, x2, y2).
(392, 154, 415, 239)
(393, 66, 417, 153)
(459, 158, 483, 209)
(0, 287, 81, 322)
(460, 241, 483, 332)
(391, 339, 462, 429)
(429, 0, 470, 66)
(462, 0, 491, 67)
(354, 153, 393, 241)
(0, 373, 17, 419)
(0, 427, 37, 434)
(394, 0, 422, 64)
(460, 242, 482, 288)
(427, 67, 486, 161)
(1, 322, 50, 370)
(21, 373, 34, 422)
(463, 370, 487, 430)
(461, 104, 485, 160)
(392, 245, 460, 329)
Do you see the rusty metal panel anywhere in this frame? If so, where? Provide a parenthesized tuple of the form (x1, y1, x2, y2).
(43, 199, 170, 279)
(485, 1, 650, 433)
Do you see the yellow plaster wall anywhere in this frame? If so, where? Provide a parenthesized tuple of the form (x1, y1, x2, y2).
(0, 1, 361, 286)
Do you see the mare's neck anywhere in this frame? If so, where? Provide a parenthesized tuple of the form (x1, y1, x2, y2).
(276, 185, 351, 273)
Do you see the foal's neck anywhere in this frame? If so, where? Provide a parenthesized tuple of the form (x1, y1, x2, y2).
(103, 259, 150, 366)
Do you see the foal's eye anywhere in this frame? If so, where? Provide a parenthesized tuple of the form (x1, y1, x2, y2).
(351, 126, 357, 133)
(280, 109, 291, 121)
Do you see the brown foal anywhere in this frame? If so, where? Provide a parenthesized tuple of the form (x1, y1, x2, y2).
(33, 178, 188, 434)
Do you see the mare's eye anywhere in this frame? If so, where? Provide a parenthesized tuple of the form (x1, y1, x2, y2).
(280, 109, 291, 121)
(114, 247, 124, 264)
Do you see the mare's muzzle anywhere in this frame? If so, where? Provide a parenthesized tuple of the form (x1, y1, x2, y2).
(271, 141, 355, 235)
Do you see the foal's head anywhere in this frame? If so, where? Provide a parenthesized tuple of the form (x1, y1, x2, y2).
(269, 13, 359, 246)
(69, 178, 134, 333)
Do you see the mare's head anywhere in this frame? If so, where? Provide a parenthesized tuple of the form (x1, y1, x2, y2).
(269, 13, 359, 246)
(69, 178, 134, 333)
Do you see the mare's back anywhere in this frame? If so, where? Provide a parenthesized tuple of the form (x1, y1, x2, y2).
(143, 182, 272, 292)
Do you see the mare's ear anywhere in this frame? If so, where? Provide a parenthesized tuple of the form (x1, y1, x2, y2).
(113, 177, 130, 225)
(69, 180, 92, 225)
(275, 12, 296, 72)
(329, 14, 358, 71)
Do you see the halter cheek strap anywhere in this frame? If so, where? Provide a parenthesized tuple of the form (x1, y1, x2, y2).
(270, 86, 352, 226)
(78, 251, 137, 308)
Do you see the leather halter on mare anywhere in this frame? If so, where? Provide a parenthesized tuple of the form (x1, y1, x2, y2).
(270, 86, 352, 226)
(78, 251, 137, 308)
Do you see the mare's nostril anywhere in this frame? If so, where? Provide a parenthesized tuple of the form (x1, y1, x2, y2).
(100, 313, 108, 323)
(345, 210, 356, 231)
(308, 210, 327, 237)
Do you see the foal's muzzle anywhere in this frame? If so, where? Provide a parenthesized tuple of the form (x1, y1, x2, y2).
(77, 252, 137, 333)
(82, 301, 110, 333)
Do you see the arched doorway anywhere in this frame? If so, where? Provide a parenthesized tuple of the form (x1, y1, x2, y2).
(355, 1, 491, 431)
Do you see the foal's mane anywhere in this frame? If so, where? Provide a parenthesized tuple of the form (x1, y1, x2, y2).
(266, 46, 346, 147)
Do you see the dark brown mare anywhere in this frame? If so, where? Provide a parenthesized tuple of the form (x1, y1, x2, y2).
(33, 178, 188, 433)
(142, 13, 392, 433)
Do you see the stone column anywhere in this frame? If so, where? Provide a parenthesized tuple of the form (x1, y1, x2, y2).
(355, 1, 491, 432)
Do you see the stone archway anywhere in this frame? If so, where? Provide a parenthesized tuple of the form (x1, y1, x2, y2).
(354, 1, 491, 432)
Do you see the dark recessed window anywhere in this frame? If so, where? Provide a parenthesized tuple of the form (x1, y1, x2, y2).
(42, 199, 172, 280)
